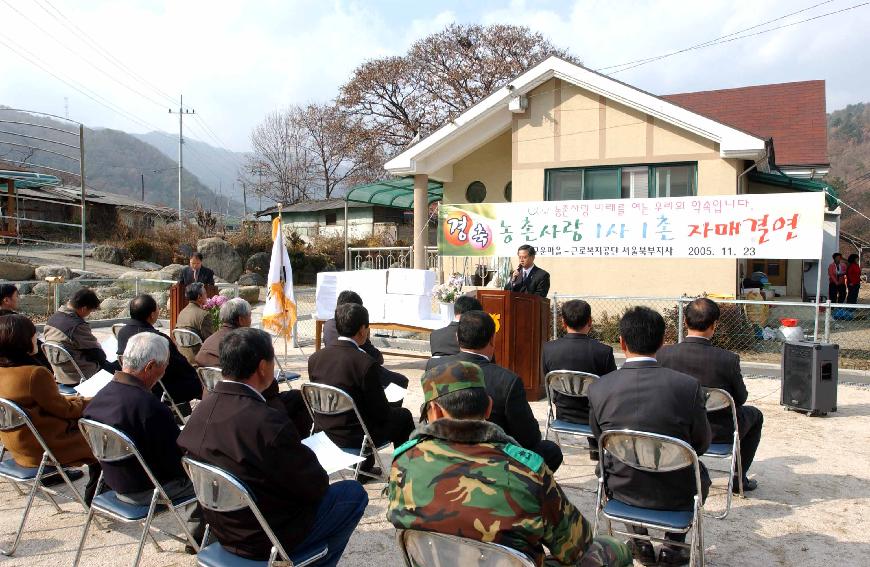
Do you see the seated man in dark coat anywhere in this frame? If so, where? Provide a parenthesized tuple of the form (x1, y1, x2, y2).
(543, 299, 617, 458)
(195, 297, 311, 435)
(83, 332, 203, 543)
(658, 297, 763, 492)
(588, 306, 711, 566)
(43, 289, 116, 384)
(429, 310, 563, 473)
(322, 290, 408, 390)
(116, 294, 202, 405)
(429, 295, 482, 357)
(308, 303, 414, 475)
(178, 328, 367, 564)
(175, 283, 214, 364)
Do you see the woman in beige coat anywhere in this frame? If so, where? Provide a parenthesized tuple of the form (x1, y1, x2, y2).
(0, 314, 100, 503)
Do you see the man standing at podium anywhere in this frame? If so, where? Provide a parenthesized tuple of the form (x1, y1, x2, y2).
(505, 245, 550, 298)
(178, 252, 215, 287)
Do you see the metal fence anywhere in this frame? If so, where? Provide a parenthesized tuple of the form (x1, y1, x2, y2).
(551, 294, 870, 370)
(347, 246, 439, 271)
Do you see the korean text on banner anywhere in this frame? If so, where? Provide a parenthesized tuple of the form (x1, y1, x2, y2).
(438, 192, 825, 259)
(262, 217, 297, 338)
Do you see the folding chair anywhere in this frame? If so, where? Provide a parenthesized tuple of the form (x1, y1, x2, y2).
(156, 378, 187, 424)
(42, 341, 86, 395)
(111, 323, 125, 338)
(0, 397, 88, 556)
(595, 429, 705, 567)
(182, 457, 328, 567)
(173, 328, 204, 351)
(274, 357, 301, 385)
(300, 382, 389, 482)
(543, 370, 599, 445)
(196, 367, 223, 393)
(74, 418, 200, 567)
(701, 387, 742, 519)
(396, 529, 535, 567)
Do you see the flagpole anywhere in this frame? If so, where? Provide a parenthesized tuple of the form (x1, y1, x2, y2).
(278, 204, 288, 361)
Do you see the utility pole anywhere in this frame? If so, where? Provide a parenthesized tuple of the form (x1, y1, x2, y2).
(140, 173, 145, 201)
(168, 94, 194, 222)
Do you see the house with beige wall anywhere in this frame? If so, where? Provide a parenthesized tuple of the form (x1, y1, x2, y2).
(386, 57, 836, 299)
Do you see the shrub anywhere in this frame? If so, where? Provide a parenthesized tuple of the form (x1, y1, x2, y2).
(227, 223, 272, 260)
(128, 239, 155, 261)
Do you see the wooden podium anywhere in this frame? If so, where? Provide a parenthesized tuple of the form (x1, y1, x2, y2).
(475, 289, 549, 401)
(169, 283, 218, 332)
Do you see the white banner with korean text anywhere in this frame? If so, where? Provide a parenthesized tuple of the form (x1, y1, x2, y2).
(437, 192, 825, 259)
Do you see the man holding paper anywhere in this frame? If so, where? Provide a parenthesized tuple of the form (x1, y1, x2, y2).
(178, 328, 367, 565)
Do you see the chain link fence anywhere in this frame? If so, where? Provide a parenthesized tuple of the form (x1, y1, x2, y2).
(551, 294, 870, 370)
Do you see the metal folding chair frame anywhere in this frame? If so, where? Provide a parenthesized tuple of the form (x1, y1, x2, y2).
(595, 429, 706, 567)
(74, 418, 199, 567)
(182, 457, 328, 567)
(155, 378, 187, 424)
(0, 397, 89, 556)
(195, 367, 223, 393)
(543, 370, 599, 446)
(300, 382, 389, 482)
(111, 323, 125, 338)
(701, 387, 743, 519)
(41, 341, 88, 384)
(396, 529, 535, 567)
(172, 328, 204, 349)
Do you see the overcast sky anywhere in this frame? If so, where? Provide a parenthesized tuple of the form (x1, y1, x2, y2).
(1, 0, 867, 153)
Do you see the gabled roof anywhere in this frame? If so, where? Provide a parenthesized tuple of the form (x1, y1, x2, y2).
(385, 56, 766, 179)
(663, 80, 828, 167)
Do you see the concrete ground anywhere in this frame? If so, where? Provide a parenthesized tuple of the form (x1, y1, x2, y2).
(1, 338, 869, 566)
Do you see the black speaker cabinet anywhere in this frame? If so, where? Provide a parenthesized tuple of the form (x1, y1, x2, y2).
(781, 341, 838, 416)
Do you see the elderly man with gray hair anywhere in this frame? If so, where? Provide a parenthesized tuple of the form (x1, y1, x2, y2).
(195, 297, 252, 368)
(83, 332, 204, 547)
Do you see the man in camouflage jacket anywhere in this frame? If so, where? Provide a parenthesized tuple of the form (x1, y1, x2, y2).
(387, 361, 631, 567)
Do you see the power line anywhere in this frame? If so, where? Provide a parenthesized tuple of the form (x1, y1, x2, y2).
(34, 0, 178, 106)
(0, 1, 170, 109)
(597, 0, 835, 73)
(599, 1, 869, 75)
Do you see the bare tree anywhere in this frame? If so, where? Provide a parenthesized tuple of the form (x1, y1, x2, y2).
(339, 23, 577, 155)
(247, 111, 313, 204)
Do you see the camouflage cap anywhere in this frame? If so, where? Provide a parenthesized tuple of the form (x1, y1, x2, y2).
(421, 361, 486, 404)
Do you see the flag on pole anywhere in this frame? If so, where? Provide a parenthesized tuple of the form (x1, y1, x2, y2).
(262, 215, 296, 339)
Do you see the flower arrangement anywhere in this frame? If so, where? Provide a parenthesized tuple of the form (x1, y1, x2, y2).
(432, 273, 464, 304)
(204, 294, 228, 328)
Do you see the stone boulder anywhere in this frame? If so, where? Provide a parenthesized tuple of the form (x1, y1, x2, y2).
(245, 252, 270, 278)
(35, 265, 73, 280)
(197, 238, 242, 283)
(71, 270, 99, 280)
(58, 281, 84, 303)
(92, 245, 127, 265)
(98, 297, 129, 315)
(158, 264, 186, 282)
(131, 260, 162, 271)
(97, 286, 124, 300)
(0, 260, 35, 281)
(238, 273, 265, 286)
(17, 282, 35, 295)
(117, 270, 153, 290)
(16, 295, 51, 315)
(218, 288, 236, 299)
(238, 286, 261, 304)
(32, 282, 50, 297)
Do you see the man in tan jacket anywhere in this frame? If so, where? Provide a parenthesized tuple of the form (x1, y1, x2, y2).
(44, 288, 116, 385)
(175, 282, 214, 364)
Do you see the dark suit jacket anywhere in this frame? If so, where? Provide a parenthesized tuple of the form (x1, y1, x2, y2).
(194, 324, 234, 368)
(116, 319, 202, 404)
(542, 333, 617, 423)
(178, 266, 215, 287)
(430, 351, 542, 451)
(504, 265, 550, 298)
(429, 321, 459, 357)
(177, 380, 327, 560)
(588, 360, 711, 511)
(307, 340, 394, 448)
(322, 319, 384, 364)
(657, 337, 747, 443)
(83, 372, 185, 494)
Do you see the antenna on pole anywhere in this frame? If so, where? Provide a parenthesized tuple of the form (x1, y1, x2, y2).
(169, 94, 195, 222)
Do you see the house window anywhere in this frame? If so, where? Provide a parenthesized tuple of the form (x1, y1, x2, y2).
(466, 181, 487, 203)
(654, 164, 695, 198)
(325, 212, 337, 225)
(546, 163, 696, 201)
